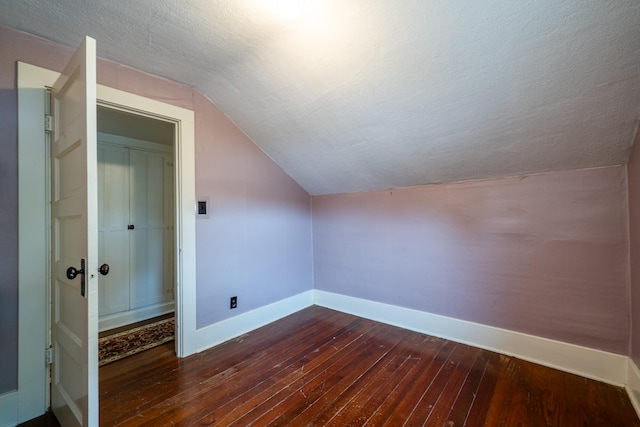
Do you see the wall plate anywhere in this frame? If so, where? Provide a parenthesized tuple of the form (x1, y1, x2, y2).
(196, 197, 209, 218)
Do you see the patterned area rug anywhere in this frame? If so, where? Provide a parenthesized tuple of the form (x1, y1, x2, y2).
(99, 318, 175, 366)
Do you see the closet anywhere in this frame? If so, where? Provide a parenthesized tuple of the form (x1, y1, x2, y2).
(97, 107, 175, 331)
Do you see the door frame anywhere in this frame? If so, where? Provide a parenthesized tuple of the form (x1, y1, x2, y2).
(16, 61, 197, 423)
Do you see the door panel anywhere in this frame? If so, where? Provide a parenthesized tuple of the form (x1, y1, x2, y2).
(50, 36, 98, 427)
(130, 150, 172, 309)
(164, 159, 175, 300)
(97, 143, 175, 319)
(98, 144, 130, 316)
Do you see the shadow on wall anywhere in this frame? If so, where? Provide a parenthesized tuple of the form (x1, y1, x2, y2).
(0, 85, 21, 394)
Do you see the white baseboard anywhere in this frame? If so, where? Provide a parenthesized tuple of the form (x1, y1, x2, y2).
(194, 290, 314, 353)
(0, 391, 18, 427)
(99, 302, 175, 332)
(313, 290, 628, 387)
(627, 359, 640, 418)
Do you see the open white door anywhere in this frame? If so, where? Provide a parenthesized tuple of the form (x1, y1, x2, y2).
(50, 36, 99, 427)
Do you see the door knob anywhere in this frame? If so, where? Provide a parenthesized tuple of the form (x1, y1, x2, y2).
(99, 263, 110, 276)
(66, 265, 85, 280)
(127, 224, 135, 230)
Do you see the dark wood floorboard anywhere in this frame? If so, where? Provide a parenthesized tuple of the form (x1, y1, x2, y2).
(98, 306, 639, 426)
(23, 306, 640, 426)
(17, 411, 61, 427)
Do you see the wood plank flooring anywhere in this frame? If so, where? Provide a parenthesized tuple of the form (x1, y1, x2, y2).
(97, 306, 639, 426)
(23, 306, 640, 426)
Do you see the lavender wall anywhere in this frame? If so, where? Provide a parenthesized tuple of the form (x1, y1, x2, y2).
(0, 26, 313, 394)
(312, 166, 630, 354)
(628, 130, 640, 365)
(193, 91, 313, 326)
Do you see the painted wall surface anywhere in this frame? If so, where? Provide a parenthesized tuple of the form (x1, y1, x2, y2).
(0, 26, 23, 396)
(628, 129, 640, 365)
(0, 26, 313, 393)
(312, 166, 630, 354)
(193, 90, 313, 326)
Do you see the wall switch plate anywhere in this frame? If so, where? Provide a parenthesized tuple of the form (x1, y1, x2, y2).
(196, 197, 209, 218)
(230, 296, 237, 309)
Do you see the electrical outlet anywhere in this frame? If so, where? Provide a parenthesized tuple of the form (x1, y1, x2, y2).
(230, 296, 237, 309)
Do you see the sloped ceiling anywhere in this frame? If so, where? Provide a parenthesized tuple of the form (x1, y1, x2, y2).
(2, 0, 640, 195)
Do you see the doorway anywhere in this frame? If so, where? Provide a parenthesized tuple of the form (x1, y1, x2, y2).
(16, 60, 198, 424)
(96, 106, 176, 334)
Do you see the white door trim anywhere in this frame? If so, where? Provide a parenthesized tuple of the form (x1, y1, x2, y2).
(16, 61, 57, 425)
(16, 61, 197, 424)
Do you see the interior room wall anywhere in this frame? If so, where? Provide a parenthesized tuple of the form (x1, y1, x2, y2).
(628, 127, 640, 364)
(0, 25, 23, 397)
(312, 166, 630, 355)
(0, 25, 313, 394)
(192, 90, 313, 327)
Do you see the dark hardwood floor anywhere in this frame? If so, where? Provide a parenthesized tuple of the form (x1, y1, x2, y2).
(17, 411, 61, 427)
(99, 306, 638, 426)
(25, 306, 640, 426)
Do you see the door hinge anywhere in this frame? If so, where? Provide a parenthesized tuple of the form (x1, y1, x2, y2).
(45, 115, 54, 133)
(45, 347, 53, 366)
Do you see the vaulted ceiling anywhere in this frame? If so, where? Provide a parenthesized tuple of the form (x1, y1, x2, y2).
(3, 0, 640, 195)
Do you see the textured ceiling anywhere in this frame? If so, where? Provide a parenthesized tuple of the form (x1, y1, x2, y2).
(2, 0, 640, 195)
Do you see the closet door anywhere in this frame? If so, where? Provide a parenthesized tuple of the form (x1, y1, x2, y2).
(129, 149, 173, 309)
(97, 144, 130, 316)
